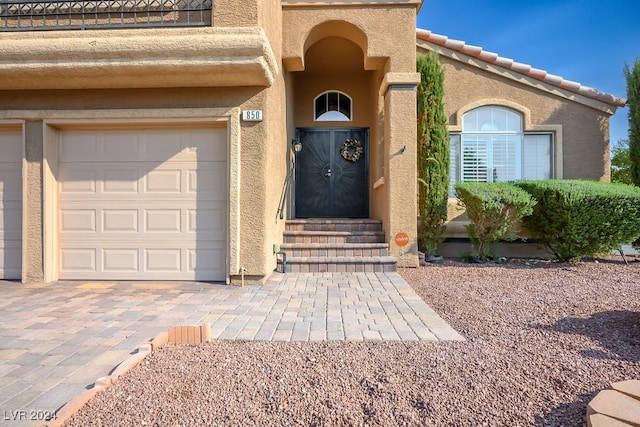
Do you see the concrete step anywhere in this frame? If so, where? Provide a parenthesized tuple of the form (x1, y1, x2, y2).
(283, 256, 397, 273)
(283, 230, 386, 244)
(280, 219, 395, 273)
(279, 242, 390, 258)
(285, 218, 383, 232)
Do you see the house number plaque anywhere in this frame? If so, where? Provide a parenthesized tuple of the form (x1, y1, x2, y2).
(242, 110, 263, 122)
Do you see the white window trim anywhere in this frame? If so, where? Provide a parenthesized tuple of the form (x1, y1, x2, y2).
(313, 90, 352, 122)
(448, 101, 563, 184)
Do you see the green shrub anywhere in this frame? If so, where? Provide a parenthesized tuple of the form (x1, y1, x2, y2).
(455, 182, 536, 260)
(515, 180, 640, 261)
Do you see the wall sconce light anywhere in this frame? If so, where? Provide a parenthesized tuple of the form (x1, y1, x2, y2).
(292, 139, 302, 153)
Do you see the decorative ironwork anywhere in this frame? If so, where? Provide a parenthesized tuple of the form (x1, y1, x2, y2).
(295, 128, 369, 219)
(0, 0, 212, 31)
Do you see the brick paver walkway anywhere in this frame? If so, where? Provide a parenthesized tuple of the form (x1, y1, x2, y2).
(0, 272, 462, 426)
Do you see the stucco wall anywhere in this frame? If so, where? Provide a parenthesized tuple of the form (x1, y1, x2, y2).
(23, 121, 44, 283)
(0, 88, 260, 111)
(213, 0, 257, 26)
(369, 68, 387, 222)
(283, 5, 417, 73)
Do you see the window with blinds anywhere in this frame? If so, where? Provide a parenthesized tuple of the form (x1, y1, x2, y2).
(449, 106, 553, 196)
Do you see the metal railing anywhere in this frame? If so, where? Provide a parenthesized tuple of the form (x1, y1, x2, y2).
(0, 0, 212, 31)
(277, 165, 293, 220)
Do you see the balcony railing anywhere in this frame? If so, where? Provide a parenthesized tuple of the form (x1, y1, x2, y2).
(0, 0, 212, 31)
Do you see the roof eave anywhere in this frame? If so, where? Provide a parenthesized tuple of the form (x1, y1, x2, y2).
(416, 28, 627, 113)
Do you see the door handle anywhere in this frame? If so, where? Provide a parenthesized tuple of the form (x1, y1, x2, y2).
(324, 169, 331, 177)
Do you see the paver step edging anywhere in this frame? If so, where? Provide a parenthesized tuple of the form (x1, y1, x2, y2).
(286, 219, 382, 224)
(280, 242, 390, 249)
(40, 324, 212, 427)
(283, 230, 385, 236)
(586, 379, 640, 427)
(286, 256, 397, 264)
(285, 219, 383, 231)
(279, 243, 390, 257)
(282, 256, 397, 273)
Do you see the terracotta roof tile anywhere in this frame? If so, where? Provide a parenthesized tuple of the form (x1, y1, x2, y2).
(416, 28, 626, 108)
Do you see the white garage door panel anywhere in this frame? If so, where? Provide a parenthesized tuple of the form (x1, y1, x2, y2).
(59, 162, 227, 199)
(60, 244, 226, 280)
(0, 130, 22, 280)
(58, 126, 227, 281)
(59, 128, 226, 163)
(60, 201, 225, 238)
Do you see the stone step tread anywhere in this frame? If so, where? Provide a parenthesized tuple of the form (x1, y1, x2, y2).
(285, 219, 383, 232)
(283, 230, 385, 236)
(285, 256, 397, 264)
(286, 219, 382, 224)
(280, 242, 389, 249)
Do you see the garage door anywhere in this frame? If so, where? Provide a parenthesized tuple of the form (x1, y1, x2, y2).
(0, 128, 22, 280)
(58, 126, 227, 281)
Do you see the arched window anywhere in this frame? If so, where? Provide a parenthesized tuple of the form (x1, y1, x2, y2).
(314, 91, 352, 121)
(449, 106, 553, 194)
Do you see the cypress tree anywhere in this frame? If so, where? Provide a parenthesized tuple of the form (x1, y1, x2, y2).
(625, 59, 640, 186)
(624, 59, 640, 250)
(416, 52, 449, 257)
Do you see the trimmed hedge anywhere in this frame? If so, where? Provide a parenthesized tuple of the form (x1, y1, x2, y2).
(455, 182, 536, 260)
(515, 180, 640, 261)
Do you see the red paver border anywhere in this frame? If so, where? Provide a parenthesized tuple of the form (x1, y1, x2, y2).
(40, 323, 211, 427)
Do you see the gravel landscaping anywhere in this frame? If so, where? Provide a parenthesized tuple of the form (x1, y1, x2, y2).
(65, 259, 640, 426)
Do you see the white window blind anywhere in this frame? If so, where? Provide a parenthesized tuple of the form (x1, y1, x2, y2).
(449, 134, 461, 196)
(460, 135, 522, 183)
(449, 107, 553, 189)
(462, 136, 488, 182)
(523, 134, 553, 179)
(491, 135, 521, 182)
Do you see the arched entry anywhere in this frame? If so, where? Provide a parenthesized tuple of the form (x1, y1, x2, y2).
(290, 24, 376, 219)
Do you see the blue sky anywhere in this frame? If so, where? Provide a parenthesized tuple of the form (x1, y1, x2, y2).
(417, 0, 640, 147)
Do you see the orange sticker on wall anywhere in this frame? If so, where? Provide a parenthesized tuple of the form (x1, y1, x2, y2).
(394, 232, 409, 247)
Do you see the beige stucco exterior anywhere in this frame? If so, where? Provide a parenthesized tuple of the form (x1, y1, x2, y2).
(0, 1, 626, 282)
(0, 0, 423, 283)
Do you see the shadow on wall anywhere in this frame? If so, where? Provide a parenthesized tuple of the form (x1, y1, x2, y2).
(535, 310, 640, 363)
(545, 101, 610, 181)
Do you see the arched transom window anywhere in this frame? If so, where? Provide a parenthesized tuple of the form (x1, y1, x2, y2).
(449, 106, 553, 194)
(314, 91, 352, 121)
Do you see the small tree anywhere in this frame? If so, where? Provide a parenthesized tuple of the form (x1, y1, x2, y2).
(625, 59, 640, 186)
(611, 139, 633, 184)
(416, 52, 449, 257)
(455, 182, 536, 261)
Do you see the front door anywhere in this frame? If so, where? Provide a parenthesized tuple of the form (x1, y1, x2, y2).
(295, 128, 368, 218)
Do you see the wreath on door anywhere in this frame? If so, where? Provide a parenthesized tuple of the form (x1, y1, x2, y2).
(340, 138, 364, 162)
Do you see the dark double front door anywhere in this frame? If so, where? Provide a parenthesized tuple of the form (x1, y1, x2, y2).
(295, 128, 369, 218)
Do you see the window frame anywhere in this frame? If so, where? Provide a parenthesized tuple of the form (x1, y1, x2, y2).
(313, 91, 352, 122)
(448, 105, 555, 195)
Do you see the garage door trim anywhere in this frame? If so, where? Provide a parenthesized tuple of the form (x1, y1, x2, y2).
(43, 113, 240, 283)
